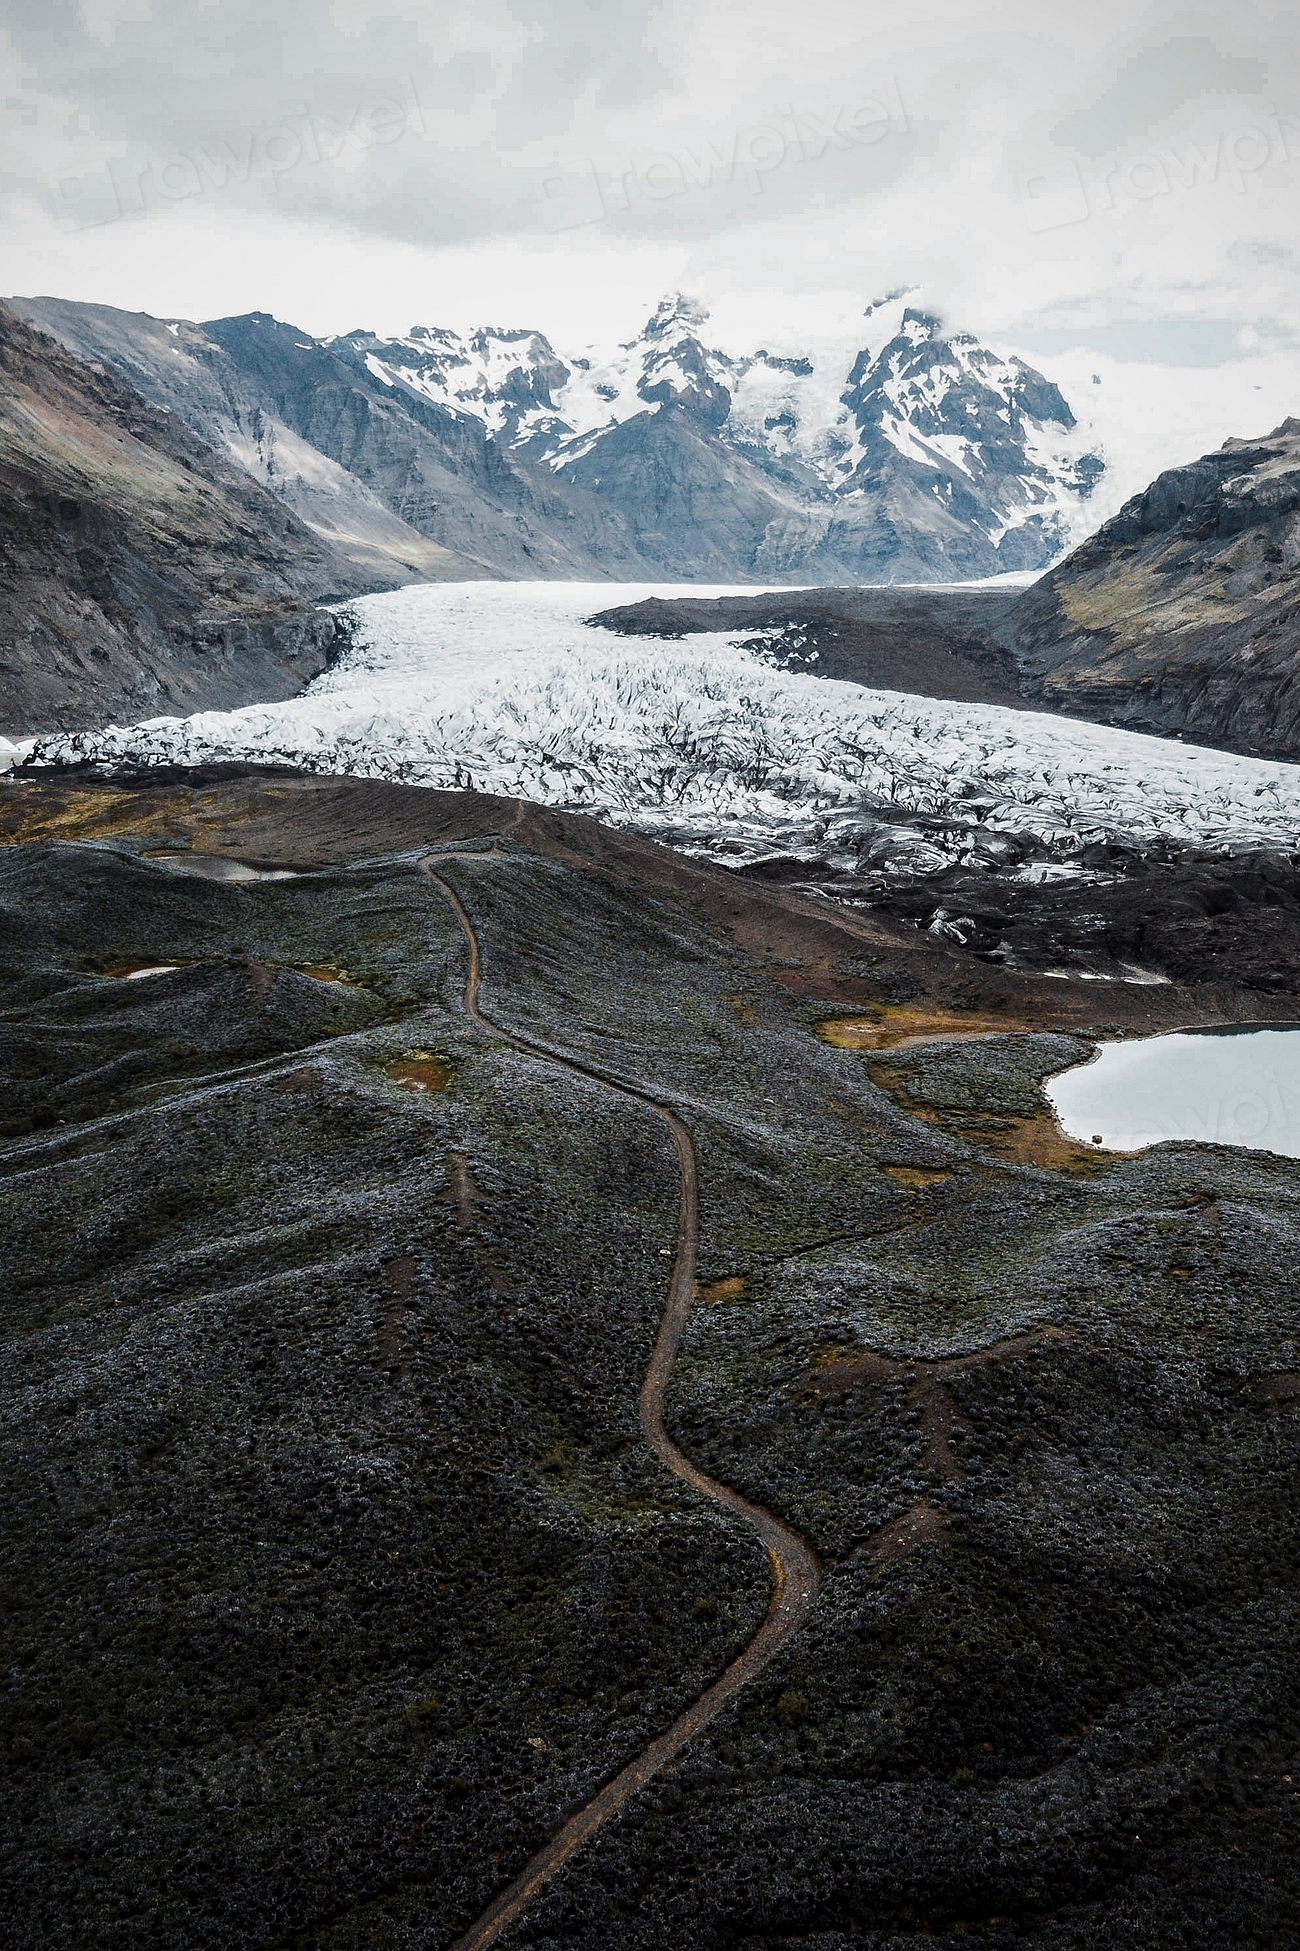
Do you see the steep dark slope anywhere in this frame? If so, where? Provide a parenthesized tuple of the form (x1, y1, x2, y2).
(592, 585, 1027, 706)
(553, 404, 827, 581)
(1, 770, 1298, 1951)
(0, 304, 359, 733)
(7, 297, 499, 586)
(1014, 419, 1300, 758)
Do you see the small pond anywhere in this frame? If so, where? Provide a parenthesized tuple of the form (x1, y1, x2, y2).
(101, 962, 188, 980)
(143, 851, 298, 882)
(1046, 1025, 1300, 1158)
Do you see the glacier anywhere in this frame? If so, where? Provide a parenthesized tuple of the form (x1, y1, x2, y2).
(32, 581, 1300, 876)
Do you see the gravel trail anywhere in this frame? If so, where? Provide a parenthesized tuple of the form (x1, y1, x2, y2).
(419, 853, 821, 1951)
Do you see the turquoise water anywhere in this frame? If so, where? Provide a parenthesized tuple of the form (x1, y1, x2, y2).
(1046, 1026, 1300, 1158)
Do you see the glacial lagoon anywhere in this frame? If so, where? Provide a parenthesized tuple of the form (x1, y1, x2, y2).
(1046, 1025, 1300, 1158)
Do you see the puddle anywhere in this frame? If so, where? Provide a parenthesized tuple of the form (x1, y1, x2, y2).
(1046, 1025, 1300, 1157)
(295, 965, 358, 986)
(100, 961, 190, 980)
(385, 1052, 454, 1093)
(143, 850, 299, 882)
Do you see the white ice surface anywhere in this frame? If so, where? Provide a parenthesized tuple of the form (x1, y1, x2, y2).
(31, 581, 1300, 868)
(0, 736, 37, 774)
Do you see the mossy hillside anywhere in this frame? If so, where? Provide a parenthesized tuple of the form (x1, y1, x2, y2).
(2, 835, 1299, 1949)
(501, 1036, 1300, 1945)
(853, 1033, 1094, 1129)
(0, 840, 457, 1134)
(437, 850, 960, 1276)
(1, 843, 780, 1950)
(2, 1061, 774, 1947)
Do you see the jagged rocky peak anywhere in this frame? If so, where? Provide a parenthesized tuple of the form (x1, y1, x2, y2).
(633, 293, 733, 426)
(343, 319, 573, 442)
(812, 302, 1104, 569)
(841, 306, 1085, 484)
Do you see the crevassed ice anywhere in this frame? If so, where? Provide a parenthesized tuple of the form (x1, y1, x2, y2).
(32, 582, 1300, 866)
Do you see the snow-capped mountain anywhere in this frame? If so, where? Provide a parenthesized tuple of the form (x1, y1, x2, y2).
(12, 290, 1103, 585)
(336, 320, 574, 450)
(346, 295, 743, 460)
(348, 291, 1103, 579)
(834, 307, 1104, 564)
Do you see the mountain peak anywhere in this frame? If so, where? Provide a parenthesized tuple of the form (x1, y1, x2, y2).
(642, 292, 710, 341)
(899, 308, 944, 344)
(634, 299, 731, 426)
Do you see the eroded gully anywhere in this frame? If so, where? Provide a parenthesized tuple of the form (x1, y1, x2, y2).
(418, 856, 822, 1951)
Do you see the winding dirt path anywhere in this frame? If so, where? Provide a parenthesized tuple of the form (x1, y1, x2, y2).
(419, 857, 821, 1951)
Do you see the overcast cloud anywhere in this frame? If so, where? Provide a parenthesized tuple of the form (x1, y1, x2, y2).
(2, 0, 1298, 389)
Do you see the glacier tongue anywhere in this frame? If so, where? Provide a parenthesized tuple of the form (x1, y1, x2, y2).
(32, 582, 1300, 870)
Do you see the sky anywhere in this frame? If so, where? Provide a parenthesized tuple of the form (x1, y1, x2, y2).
(2, 0, 1299, 481)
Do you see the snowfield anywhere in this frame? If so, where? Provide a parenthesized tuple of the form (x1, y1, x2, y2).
(32, 581, 1300, 871)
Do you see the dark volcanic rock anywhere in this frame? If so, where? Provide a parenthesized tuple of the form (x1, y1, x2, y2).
(590, 586, 1027, 707)
(1014, 419, 1300, 759)
(745, 829, 1300, 993)
(0, 303, 353, 734)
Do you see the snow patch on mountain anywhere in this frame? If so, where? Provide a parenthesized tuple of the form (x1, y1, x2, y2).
(33, 584, 1300, 874)
(331, 292, 1103, 560)
(540, 294, 744, 461)
(338, 322, 574, 450)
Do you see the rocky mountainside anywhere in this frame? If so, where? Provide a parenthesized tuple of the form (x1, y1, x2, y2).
(9, 297, 655, 588)
(2, 767, 1298, 1950)
(1013, 420, 1300, 759)
(358, 292, 1104, 581)
(12, 291, 1102, 585)
(594, 417, 1300, 764)
(825, 307, 1103, 577)
(0, 303, 364, 734)
(17, 300, 480, 589)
